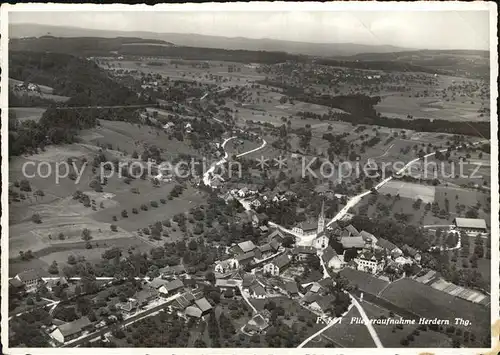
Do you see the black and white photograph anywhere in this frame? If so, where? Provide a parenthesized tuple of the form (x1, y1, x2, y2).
(1, 2, 498, 353)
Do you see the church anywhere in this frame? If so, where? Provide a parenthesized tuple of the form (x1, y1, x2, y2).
(313, 201, 329, 251)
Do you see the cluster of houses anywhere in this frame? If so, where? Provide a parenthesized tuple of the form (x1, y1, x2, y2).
(214, 229, 286, 276)
(13, 82, 41, 93)
(327, 223, 422, 275)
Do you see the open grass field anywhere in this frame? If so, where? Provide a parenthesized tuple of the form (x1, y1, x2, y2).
(10, 107, 47, 122)
(38, 236, 152, 268)
(375, 95, 485, 122)
(321, 307, 375, 348)
(379, 278, 490, 338)
(93, 184, 206, 232)
(359, 300, 452, 348)
(378, 180, 436, 203)
(339, 269, 390, 296)
(80, 119, 199, 160)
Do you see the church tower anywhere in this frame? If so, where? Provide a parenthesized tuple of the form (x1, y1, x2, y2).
(317, 200, 325, 235)
(314, 200, 328, 251)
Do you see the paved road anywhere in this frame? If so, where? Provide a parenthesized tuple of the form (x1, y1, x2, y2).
(349, 295, 383, 348)
(63, 297, 179, 347)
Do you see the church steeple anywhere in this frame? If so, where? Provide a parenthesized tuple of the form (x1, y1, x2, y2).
(317, 200, 325, 235)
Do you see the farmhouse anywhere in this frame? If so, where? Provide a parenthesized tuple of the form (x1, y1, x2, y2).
(375, 238, 403, 257)
(263, 253, 292, 276)
(236, 251, 256, 266)
(321, 246, 340, 269)
(14, 270, 43, 292)
(214, 258, 240, 274)
(292, 221, 317, 236)
(453, 218, 487, 234)
(292, 246, 316, 261)
(267, 229, 285, 244)
(245, 314, 269, 334)
(234, 240, 257, 255)
(50, 316, 92, 344)
(195, 297, 213, 316)
(402, 245, 422, 262)
(249, 283, 267, 299)
(340, 236, 367, 250)
(185, 306, 203, 318)
(345, 224, 360, 236)
(283, 281, 299, 297)
(161, 279, 184, 295)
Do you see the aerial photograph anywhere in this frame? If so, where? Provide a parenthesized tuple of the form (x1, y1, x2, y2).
(3, 4, 496, 351)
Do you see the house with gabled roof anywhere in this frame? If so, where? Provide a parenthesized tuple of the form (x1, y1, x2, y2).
(376, 238, 402, 257)
(245, 314, 269, 334)
(234, 240, 257, 255)
(267, 229, 285, 244)
(195, 297, 213, 315)
(50, 316, 92, 343)
(283, 281, 299, 297)
(345, 224, 360, 236)
(402, 244, 422, 262)
(292, 246, 316, 261)
(263, 253, 292, 276)
(15, 270, 43, 292)
(249, 283, 267, 299)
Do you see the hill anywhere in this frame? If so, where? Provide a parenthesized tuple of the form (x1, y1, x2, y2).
(9, 51, 149, 156)
(10, 23, 409, 57)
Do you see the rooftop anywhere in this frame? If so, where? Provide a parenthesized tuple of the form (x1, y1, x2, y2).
(340, 236, 366, 249)
(284, 281, 299, 294)
(454, 218, 487, 229)
(272, 254, 292, 269)
(165, 279, 184, 292)
(250, 283, 266, 296)
(321, 246, 337, 263)
(58, 316, 91, 337)
(345, 224, 360, 236)
(236, 251, 255, 262)
(376, 238, 398, 251)
(195, 297, 213, 312)
(185, 306, 202, 318)
(293, 246, 316, 255)
(237, 240, 257, 253)
(16, 269, 41, 282)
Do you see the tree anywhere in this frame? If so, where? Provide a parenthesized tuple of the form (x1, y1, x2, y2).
(206, 271, 216, 284)
(48, 261, 59, 275)
(20, 179, 32, 192)
(121, 209, 128, 218)
(58, 232, 65, 240)
(110, 224, 118, 232)
(132, 208, 139, 214)
(282, 236, 295, 248)
(31, 213, 42, 224)
(81, 228, 92, 241)
(67, 255, 77, 265)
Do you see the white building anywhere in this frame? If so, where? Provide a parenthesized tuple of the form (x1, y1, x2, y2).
(263, 254, 291, 276)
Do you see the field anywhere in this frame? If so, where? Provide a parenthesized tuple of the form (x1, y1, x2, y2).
(8, 116, 209, 276)
(378, 180, 435, 203)
(379, 278, 490, 338)
(320, 307, 375, 347)
(10, 107, 47, 122)
(375, 94, 485, 122)
(359, 300, 452, 348)
(339, 269, 390, 296)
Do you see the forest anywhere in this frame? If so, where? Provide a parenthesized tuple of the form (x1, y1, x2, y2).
(9, 51, 150, 156)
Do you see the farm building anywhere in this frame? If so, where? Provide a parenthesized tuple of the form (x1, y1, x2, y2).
(453, 218, 487, 233)
(263, 253, 292, 276)
(14, 270, 43, 292)
(50, 316, 92, 344)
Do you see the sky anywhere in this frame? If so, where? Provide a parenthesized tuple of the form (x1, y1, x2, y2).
(9, 9, 491, 50)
